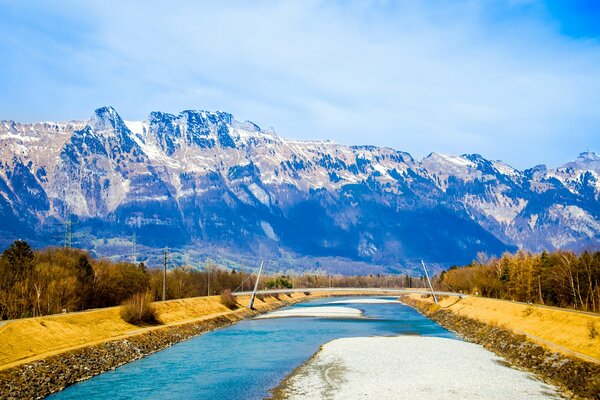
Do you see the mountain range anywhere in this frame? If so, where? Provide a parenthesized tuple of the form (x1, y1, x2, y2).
(0, 106, 598, 274)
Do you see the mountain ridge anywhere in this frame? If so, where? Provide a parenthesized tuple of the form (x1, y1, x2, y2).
(0, 106, 598, 274)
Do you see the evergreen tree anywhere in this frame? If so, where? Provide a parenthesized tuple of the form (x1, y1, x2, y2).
(2, 240, 34, 283)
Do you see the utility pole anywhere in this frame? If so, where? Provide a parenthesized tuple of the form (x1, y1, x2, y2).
(163, 247, 168, 301)
(421, 260, 438, 304)
(132, 233, 137, 264)
(206, 263, 211, 296)
(248, 260, 264, 309)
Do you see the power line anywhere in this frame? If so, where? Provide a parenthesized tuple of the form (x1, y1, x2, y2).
(233, 274, 253, 292)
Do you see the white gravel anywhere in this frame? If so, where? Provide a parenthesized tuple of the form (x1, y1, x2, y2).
(255, 306, 363, 319)
(279, 336, 562, 400)
(328, 298, 400, 304)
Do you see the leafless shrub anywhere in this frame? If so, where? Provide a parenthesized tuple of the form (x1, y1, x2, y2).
(220, 289, 237, 310)
(589, 321, 598, 339)
(120, 292, 158, 325)
(522, 307, 534, 317)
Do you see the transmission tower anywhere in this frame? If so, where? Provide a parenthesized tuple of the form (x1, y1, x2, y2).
(62, 214, 77, 248)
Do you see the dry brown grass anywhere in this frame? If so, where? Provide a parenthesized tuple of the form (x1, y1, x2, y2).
(0, 306, 130, 368)
(220, 289, 238, 310)
(120, 293, 158, 325)
(409, 294, 600, 361)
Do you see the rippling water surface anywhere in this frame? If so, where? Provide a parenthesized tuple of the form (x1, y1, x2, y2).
(51, 297, 455, 400)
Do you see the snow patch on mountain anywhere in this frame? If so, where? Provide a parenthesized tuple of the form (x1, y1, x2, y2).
(492, 161, 520, 178)
(464, 192, 528, 225)
(260, 221, 279, 241)
(124, 120, 147, 136)
(528, 214, 538, 230)
(547, 205, 600, 247)
(422, 152, 480, 191)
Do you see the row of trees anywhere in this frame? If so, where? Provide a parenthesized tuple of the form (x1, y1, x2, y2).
(0, 240, 427, 320)
(438, 250, 600, 313)
(0, 241, 262, 319)
(0, 241, 151, 319)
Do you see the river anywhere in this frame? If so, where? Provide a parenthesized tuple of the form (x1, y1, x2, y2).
(50, 297, 455, 399)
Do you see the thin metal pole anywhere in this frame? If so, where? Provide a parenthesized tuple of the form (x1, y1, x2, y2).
(132, 233, 137, 264)
(421, 260, 438, 304)
(248, 260, 264, 309)
(207, 266, 211, 296)
(163, 247, 168, 301)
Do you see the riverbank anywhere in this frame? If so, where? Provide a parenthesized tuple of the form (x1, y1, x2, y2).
(402, 295, 600, 399)
(409, 294, 600, 361)
(0, 292, 319, 399)
(0, 293, 292, 369)
(272, 336, 562, 400)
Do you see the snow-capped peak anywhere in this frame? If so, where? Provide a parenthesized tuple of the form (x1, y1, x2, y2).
(424, 152, 475, 167)
(578, 150, 600, 161)
(560, 151, 600, 174)
(90, 106, 128, 133)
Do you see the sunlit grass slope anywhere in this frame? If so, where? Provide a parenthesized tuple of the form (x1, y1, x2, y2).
(409, 294, 600, 361)
(0, 293, 302, 370)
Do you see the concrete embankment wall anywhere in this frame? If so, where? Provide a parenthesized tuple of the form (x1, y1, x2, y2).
(402, 296, 600, 399)
(0, 292, 316, 399)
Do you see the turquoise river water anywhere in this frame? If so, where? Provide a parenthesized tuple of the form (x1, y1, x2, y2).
(50, 297, 456, 399)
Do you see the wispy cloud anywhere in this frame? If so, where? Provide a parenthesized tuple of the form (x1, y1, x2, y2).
(0, 0, 598, 168)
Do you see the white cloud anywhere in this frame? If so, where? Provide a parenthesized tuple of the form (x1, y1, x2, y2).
(0, 0, 599, 169)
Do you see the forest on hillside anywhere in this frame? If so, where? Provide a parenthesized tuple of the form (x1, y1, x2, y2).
(0, 240, 425, 320)
(439, 250, 600, 313)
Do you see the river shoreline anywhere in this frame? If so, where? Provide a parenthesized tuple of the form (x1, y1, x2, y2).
(401, 296, 600, 399)
(0, 293, 316, 400)
(271, 336, 562, 400)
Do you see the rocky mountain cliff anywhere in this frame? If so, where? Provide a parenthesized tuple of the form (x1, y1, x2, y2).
(1, 107, 598, 273)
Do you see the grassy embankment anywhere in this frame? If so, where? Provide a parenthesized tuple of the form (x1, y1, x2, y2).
(0, 289, 390, 371)
(407, 294, 600, 362)
(0, 292, 309, 370)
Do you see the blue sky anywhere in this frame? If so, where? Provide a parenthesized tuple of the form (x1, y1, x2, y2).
(0, 0, 599, 169)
